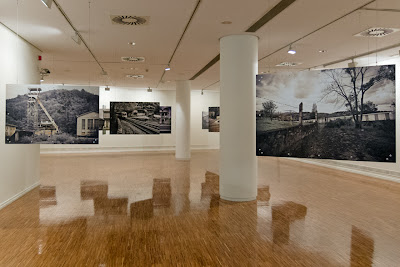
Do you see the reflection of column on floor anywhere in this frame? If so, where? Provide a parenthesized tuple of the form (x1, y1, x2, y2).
(152, 178, 172, 209)
(201, 171, 219, 200)
(271, 202, 307, 245)
(350, 226, 374, 267)
(257, 186, 271, 206)
(130, 199, 154, 220)
(80, 181, 128, 216)
(172, 160, 191, 214)
(39, 186, 57, 207)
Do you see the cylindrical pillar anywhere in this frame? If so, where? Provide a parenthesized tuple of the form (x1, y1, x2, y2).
(220, 34, 258, 201)
(175, 80, 191, 160)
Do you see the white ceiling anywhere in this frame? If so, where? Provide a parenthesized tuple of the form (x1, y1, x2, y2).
(0, 0, 399, 90)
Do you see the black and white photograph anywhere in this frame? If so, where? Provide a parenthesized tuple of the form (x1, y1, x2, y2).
(6, 84, 99, 144)
(110, 102, 160, 134)
(256, 65, 396, 162)
(208, 107, 220, 132)
(202, 111, 209, 129)
(160, 106, 172, 134)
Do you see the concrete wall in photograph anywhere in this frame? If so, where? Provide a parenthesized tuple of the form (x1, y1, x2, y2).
(0, 23, 41, 209)
(41, 87, 220, 152)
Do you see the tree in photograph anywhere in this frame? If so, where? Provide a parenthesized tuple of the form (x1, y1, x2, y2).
(362, 101, 377, 113)
(322, 65, 395, 128)
(262, 100, 277, 121)
(311, 103, 317, 119)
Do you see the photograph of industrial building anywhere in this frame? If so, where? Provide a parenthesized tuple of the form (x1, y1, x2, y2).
(160, 106, 172, 134)
(256, 65, 396, 162)
(5, 84, 99, 144)
(208, 107, 220, 132)
(110, 102, 161, 134)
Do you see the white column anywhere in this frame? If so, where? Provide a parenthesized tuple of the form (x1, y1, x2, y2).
(220, 34, 258, 202)
(175, 80, 191, 160)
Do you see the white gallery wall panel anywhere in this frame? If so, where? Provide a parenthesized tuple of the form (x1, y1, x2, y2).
(0, 23, 41, 208)
(41, 87, 220, 152)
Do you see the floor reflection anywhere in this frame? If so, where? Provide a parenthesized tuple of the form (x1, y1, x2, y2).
(2, 152, 399, 266)
(350, 226, 375, 267)
(272, 201, 307, 245)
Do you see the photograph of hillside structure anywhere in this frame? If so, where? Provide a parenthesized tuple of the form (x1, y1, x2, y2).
(110, 102, 161, 134)
(6, 84, 99, 144)
(160, 106, 172, 134)
(209, 107, 220, 132)
(256, 65, 396, 162)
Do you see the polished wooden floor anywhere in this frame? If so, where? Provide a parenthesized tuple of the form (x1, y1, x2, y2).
(1, 151, 400, 266)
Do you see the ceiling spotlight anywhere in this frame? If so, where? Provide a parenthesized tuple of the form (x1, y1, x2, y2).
(348, 59, 357, 68)
(318, 50, 327, 53)
(165, 64, 171, 71)
(288, 45, 296, 55)
(105, 86, 110, 91)
(201, 90, 204, 95)
(40, 75, 44, 82)
(41, 0, 53, 8)
(72, 32, 81, 45)
(128, 42, 136, 46)
(147, 87, 152, 92)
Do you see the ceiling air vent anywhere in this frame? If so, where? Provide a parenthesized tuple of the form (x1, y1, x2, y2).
(354, 27, 400, 37)
(110, 15, 149, 26)
(276, 62, 302, 67)
(121, 57, 145, 62)
(126, 74, 144, 79)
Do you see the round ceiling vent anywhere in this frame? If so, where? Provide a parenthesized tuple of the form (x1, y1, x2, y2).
(355, 27, 400, 38)
(111, 15, 149, 26)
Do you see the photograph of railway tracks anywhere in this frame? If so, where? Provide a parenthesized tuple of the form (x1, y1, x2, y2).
(256, 65, 396, 162)
(160, 106, 172, 134)
(209, 107, 220, 132)
(110, 102, 161, 135)
(6, 84, 99, 144)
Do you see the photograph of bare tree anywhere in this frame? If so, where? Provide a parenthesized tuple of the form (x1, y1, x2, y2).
(6, 84, 99, 144)
(256, 65, 396, 162)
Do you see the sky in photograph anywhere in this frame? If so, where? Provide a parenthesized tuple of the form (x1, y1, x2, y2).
(256, 65, 395, 114)
(6, 84, 99, 99)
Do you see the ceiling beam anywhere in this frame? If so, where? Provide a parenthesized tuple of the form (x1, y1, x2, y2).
(190, 0, 297, 81)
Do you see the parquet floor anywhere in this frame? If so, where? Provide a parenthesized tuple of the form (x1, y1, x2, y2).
(0, 151, 400, 266)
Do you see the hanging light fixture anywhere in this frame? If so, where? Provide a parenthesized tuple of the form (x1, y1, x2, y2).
(288, 44, 296, 55)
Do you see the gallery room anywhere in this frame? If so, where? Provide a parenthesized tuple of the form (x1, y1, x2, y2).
(0, 0, 399, 266)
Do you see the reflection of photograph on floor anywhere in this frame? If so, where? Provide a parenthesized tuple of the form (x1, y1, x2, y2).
(159, 106, 172, 134)
(5, 84, 99, 144)
(110, 102, 160, 134)
(202, 111, 209, 129)
(208, 107, 220, 132)
(256, 65, 396, 162)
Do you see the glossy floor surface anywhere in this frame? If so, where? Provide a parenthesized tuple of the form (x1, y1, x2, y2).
(1, 151, 400, 266)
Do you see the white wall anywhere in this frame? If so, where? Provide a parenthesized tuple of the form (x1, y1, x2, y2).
(0, 23, 41, 208)
(41, 87, 220, 152)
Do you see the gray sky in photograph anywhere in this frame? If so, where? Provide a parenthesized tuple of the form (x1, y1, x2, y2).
(256, 65, 395, 114)
(6, 84, 99, 99)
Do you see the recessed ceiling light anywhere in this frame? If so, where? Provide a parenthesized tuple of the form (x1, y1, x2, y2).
(128, 42, 136, 46)
(221, 21, 232, 24)
(41, 0, 53, 8)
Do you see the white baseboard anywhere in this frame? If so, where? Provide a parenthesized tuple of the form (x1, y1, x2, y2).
(289, 158, 400, 183)
(0, 181, 40, 210)
(40, 146, 220, 154)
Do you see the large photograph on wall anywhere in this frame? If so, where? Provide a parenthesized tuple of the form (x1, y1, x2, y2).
(110, 102, 160, 134)
(256, 65, 396, 162)
(5, 84, 99, 144)
(209, 107, 220, 132)
(160, 106, 171, 134)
